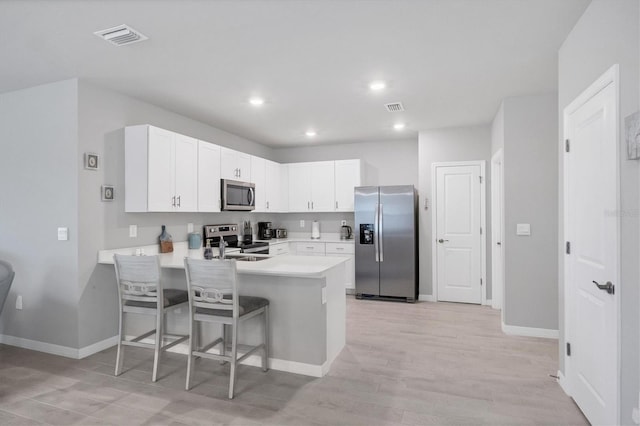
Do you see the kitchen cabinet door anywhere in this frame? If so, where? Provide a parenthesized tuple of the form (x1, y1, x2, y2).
(198, 141, 221, 212)
(173, 133, 198, 211)
(147, 126, 176, 212)
(220, 147, 251, 180)
(288, 163, 312, 212)
(265, 159, 281, 212)
(251, 156, 267, 212)
(334, 159, 361, 212)
(310, 161, 335, 211)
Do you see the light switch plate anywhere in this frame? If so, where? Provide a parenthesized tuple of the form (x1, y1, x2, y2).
(300, 220, 305, 228)
(57, 227, 68, 241)
(187, 223, 194, 233)
(516, 223, 531, 236)
(129, 225, 137, 238)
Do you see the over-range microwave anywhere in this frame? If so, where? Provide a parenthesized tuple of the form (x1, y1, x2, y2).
(221, 179, 255, 211)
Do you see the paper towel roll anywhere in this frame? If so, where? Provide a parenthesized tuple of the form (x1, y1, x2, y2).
(311, 220, 320, 239)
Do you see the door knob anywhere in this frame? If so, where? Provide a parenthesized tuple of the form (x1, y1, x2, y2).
(497, 242, 502, 245)
(592, 280, 615, 295)
(438, 239, 449, 243)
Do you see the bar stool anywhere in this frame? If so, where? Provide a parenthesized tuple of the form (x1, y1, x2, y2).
(184, 257, 269, 399)
(113, 254, 188, 382)
(0, 260, 15, 314)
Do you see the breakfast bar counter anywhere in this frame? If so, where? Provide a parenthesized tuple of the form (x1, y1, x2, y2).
(98, 243, 347, 377)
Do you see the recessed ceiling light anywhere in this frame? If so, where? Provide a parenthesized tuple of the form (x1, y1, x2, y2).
(249, 97, 265, 106)
(305, 130, 317, 137)
(369, 81, 386, 91)
(393, 123, 406, 130)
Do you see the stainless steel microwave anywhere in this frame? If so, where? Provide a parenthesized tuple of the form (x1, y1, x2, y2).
(221, 179, 255, 211)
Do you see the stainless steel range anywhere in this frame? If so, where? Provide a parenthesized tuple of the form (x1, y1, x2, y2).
(203, 224, 269, 254)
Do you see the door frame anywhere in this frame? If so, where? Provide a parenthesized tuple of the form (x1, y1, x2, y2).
(431, 161, 487, 305)
(562, 64, 620, 423)
(490, 149, 505, 314)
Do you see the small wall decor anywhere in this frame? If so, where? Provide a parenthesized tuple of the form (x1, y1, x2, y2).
(101, 185, 115, 201)
(625, 111, 640, 160)
(84, 152, 100, 170)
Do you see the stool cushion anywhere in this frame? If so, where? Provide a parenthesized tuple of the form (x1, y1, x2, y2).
(196, 296, 269, 318)
(125, 289, 188, 309)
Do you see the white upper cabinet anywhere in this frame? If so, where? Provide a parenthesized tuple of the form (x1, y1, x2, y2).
(288, 161, 335, 212)
(334, 159, 362, 212)
(250, 156, 267, 212)
(265, 159, 284, 212)
(220, 147, 251, 181)
(197, 141, 221, 212)
(125, 125, 198, 212)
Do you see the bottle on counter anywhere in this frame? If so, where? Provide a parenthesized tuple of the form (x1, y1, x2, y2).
(203, 240, 213, 260)
(159, 225, 174, 253)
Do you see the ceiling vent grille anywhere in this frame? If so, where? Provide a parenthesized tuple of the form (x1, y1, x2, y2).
(385, 102, 405, 112)
(94, 25, 148, 46)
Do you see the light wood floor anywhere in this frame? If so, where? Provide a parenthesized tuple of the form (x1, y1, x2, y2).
(0, 298, 588, 425)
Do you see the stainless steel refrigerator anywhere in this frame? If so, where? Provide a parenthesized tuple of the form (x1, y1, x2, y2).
(355, 185, 418, 302)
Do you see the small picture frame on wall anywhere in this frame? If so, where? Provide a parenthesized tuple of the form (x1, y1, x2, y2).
(101, 185, 115, 202)
(84, 152, 100, 170)
(625, 111, 640, 160)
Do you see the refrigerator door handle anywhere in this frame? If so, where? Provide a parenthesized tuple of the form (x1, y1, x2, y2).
(374, 203, 380, 262)
(379, 203, 384, 262)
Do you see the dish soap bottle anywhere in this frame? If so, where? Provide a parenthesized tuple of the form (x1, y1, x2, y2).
(203, 240, 213, 260)
(159, 225, 174, 253)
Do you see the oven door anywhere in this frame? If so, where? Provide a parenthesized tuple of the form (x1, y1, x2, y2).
(221, 179, 255, 211)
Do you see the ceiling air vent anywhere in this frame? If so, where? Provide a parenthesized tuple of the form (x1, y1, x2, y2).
(94, 24, 148, 46)
(385, 102, 405, 112)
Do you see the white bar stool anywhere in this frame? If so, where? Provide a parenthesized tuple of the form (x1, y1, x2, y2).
(113, 254, 188, 382)
(184, 257, 269, 399)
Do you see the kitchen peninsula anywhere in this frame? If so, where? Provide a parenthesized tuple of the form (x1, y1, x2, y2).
(98, 243, 347, 377)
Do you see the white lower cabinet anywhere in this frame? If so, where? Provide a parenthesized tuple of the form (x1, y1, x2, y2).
(325, 243, 355, 290)
(270, 241, 290, 256)
(291, 242, 326, 256)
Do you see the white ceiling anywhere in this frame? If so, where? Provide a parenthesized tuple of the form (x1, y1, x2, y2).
(0, 0, 590, 147)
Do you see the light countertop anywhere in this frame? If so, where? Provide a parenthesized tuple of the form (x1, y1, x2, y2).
(255, 233, 355, 244)
(97, 242, 348, 278)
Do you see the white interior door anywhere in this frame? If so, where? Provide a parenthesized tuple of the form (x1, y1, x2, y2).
(564, 67, 618, 426)
(491, 151, 504, 311)
(435, 164, 482, 304)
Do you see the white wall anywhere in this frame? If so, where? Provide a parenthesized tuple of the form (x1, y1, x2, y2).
(418, 125, 492, 297)
(501, 93, 558, 331)
(0, 80, 80, 348)
(558, 1, 640, 423)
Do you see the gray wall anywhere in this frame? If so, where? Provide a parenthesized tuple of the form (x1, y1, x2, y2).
(501, 94, 558, 331)
(558, 1, 640, 424)
(0, 80, 81, 347)
(417, 125, 492, 297)
(491, 101, 504, 154)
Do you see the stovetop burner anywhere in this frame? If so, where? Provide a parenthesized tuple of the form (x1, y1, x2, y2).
(203, 224, 269, 253)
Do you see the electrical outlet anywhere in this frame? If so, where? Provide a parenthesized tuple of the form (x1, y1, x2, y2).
(300, 220, 305, 228)
(15, 295, 22, 310)
(57, 227, 68, 241)
(187, 223, 194, 233)
(129, 225, 137, 238)
(341, 220, 347, 226)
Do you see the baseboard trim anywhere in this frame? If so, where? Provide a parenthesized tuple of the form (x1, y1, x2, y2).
(556, 370, 570, 396)
(130, 336, 325, 378)
(78, 336, 118, 359)
(0, 334, 79, 358)
(0, 334, 118, 359)
(418, 294, 436, 302)
(501, 323, 559, 339)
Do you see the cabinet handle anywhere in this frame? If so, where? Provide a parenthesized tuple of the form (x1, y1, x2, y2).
(172, 196, 176, 207)
(337, 247, 344, 250)
(311, 201, 314, 210)
(306, 246, 314, 249)
(307, 201, 310, 210)
(266, 201, 269, 209)
(177, 196, 181, 207)
(336, 201, 338, 209)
